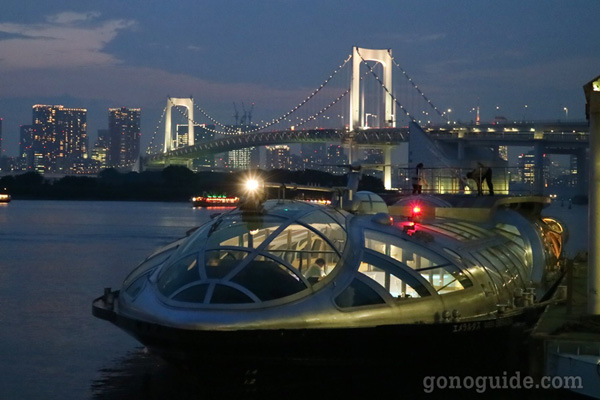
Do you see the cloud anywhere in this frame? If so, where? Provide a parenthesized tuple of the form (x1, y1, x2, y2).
(0, 12, 135, 70)
(45, 11, 101, 25)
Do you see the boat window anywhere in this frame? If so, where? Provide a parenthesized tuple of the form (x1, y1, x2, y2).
(364, 229, 471, 293)
(470, 251, 510, 294)
(443, 222, 491, 239)
(504, 241, 531, 273)
(298, 210, 347, 253)
(494, 224, 526, 248)
(123, 245, 178, 289)
(124, 275, 146, 299)
(424, 224, 470, 241)
(358, 261, 424, 299)
(414, 263, 471, 294)
(172, 283, 209, 303)
(488, 246, 524, 286)
(230, 255, 306, 301)
(190, 213, 285, 251)
(263, 200, 316, 218)
(157, 254, 200, 297)
(209, 284, 255, 304)
(443, 248, 462, 262)
(204, 250, 249, 279)
(335, 278, 386, 308)
(541, 218, 564, 262)
(479, 248, 517, 290)
(265, 223, 339, 280)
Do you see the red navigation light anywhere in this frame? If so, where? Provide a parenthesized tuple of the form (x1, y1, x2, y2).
(409, 203, 423, 225)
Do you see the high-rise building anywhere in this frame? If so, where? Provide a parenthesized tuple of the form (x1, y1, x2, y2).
(19, 124, 43, 171)
(108, 107, 141, 168)
(266, 145, 291, 170)
(225, 125, 258, 170)
(31, 104, 87, 173)
(517, 151, 549, 187)
(176, 124, 216, 170)
(325, 145, 347, 174)
(91, 129, 110, 170)
(300, 143, 326, 171)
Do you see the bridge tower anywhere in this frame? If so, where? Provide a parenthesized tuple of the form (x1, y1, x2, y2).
(349, 47, 395, 132)
(349, 47, 395, 189)
(164, 97, 195, 153)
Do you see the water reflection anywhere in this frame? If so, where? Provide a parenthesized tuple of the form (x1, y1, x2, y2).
(91, 348, 585, 400)
(91, 348, 399, 400)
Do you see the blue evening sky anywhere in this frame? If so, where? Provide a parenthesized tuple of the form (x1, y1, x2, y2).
(0, 0, 599, 156)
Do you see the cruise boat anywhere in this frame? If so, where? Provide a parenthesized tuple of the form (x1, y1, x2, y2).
(0, 188, 10, 203)
(190, 195, 239, 207)
(93, 174, 566, 366)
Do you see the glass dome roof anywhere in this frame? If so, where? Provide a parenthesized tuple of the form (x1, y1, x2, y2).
(153, 200, 348, 306)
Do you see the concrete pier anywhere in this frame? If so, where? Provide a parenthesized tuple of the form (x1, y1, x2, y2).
(529, 258, 600, 398)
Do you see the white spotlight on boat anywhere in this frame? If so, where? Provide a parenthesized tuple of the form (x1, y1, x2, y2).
(245, 179, 260, 193)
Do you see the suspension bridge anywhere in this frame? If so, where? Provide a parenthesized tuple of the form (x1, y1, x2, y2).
(140, 46, 589, 194)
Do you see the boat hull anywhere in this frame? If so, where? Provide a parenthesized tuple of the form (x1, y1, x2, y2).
(93, 293, 544, 372)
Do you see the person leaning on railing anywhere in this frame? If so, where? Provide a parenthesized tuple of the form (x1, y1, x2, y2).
(466, 162, 494, 196)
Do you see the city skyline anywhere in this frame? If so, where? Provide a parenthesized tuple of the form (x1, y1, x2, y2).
(1, 1, 599, 157)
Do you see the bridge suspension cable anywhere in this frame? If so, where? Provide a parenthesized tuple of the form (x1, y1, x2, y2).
(145, 105, 168, 155)
(356, 48, 448, 127)
(290, 88, 350, 129)
(168, 54, 354, 136)
(387, 49, 448, 123)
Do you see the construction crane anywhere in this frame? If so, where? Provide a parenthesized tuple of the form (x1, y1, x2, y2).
(240, 102, 247, 126)
(247, 102, 254, 125)
(233, 102, 239, 125)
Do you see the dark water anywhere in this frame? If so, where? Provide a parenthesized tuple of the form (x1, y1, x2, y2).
(0, 200, 211, 399)
(0, 201, 588, 399)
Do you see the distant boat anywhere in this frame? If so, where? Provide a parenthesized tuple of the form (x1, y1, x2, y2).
(190, 195, 239, 207)
(0, 188, 10, 203)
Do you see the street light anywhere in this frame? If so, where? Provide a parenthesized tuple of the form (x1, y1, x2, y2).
(563, 107, 568, 120)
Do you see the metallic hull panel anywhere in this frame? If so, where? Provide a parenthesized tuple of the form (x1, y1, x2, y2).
(94, 293, 544, 369)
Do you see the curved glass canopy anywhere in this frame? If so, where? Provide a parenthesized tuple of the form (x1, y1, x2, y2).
(154, 201, 348, 306)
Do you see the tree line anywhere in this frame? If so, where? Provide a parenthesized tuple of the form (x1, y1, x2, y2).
(0, 166, 385, 201)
